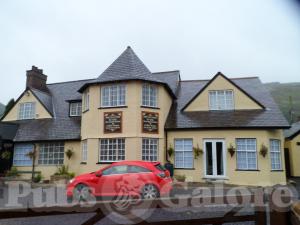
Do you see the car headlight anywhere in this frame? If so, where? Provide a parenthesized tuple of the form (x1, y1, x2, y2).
(69, 179, 75, 184)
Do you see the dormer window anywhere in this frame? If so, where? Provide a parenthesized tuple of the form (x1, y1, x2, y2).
(209, 90, 234, 110)
(142, 83, 158, 107)
(69, 102, 82, 117)
(18, 102, 36, 120)
(101, 84, 126, 107)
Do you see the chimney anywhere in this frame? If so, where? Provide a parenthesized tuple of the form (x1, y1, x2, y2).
(26, 66, 48, 92)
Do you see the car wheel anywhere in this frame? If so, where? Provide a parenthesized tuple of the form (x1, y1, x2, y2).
(73, 184, 92, 202)
(141, 184, 159, 199)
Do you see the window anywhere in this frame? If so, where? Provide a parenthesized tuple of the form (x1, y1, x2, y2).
(18, 102, 36, 120)
(13, 144, 33, 166)
(83, 91, 89, 111)
(270, 139, 282, 170)
(69, 102, 82, 116)
(142, 138, 158, 161)
(174, 139, 193, 168)
(102, 165, 128, 176)
(128, 166, 150, 173)
(38, 142, 64, 165)
(101, 85, 126, 107)
(209, 90, 234, 110)
(142, 83, 158, 107)
(236, 139, 257, 170)
(99, 138, 125, 162)
(82, 140, 88, 162)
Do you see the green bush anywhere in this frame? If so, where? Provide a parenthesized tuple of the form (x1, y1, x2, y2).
(6, 167, 20, 177)
(33, 173, 43, 183)
(54, 165, 75, 179)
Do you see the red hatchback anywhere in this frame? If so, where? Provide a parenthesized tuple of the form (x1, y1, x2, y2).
(67, 161, 172, 201)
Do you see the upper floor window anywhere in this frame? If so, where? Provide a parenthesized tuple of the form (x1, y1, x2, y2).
(69, 102, 82, 117)
(142, 83, 158, 107)
(18, 102, 36, 120)
(83, 91, 89, 111)
(101, 84, 126, 107)
(209, 90, 234, 110)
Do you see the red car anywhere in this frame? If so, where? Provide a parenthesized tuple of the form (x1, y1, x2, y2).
(66, 161, 172, 201)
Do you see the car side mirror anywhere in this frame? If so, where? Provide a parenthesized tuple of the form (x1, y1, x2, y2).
(95, 172, 102, 177)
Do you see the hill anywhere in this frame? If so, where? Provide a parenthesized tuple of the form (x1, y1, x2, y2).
(265, 82, 300, 123)
(0, 103, 5, 117)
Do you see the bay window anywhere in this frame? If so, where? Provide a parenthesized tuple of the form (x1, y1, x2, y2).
(99, 138, 125, 162)
(101, 84, 126, 107)
(142, 138, 158, 161)
(142, 83, 158, 107)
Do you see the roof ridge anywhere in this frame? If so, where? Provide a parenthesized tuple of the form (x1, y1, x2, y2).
(47, 78, 95, 86)
(180, 76, 259, 82)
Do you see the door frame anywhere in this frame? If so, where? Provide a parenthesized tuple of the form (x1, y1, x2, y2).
(203, 139, 227, 179)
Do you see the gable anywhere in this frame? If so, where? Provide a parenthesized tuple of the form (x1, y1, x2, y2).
(2, 90, 52, 121)
(183, 74, 264, 112)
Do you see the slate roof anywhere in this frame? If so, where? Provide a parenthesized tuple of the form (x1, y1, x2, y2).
(31, 88, 53, 116)
(165, 76, 290, 129)
(284, 122, 300, 140)
(0, 123, 19, 140)
(6, 79, 91, 142)
(78, 47, 177, 97)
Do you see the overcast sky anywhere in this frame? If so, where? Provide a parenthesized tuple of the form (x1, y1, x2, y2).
(1, 0, 300, 104)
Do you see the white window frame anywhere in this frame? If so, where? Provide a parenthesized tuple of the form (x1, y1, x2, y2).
(38, 142, 64, 165)
(142, 83, 158, 107)
(142, 138, 158, 161)
(209, 90, 234, 110)
(100, 84, 126, 107)
(270, 139, 282, 171)
(174, 139, 193, 169)
(99, 138, 125, 162)
(236, 138, 257, 170)
(81, 140, 88, 162)
(69, 102, 82, 117)
(13, 144, 33, 166)
(83, 91, 89, 111)
(18, 102, 36, 120)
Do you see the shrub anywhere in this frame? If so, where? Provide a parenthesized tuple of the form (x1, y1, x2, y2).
(174, 174, 186, 182)
(33, 173, 43, 183)
(54, 165, 74, 179)
(6, 167, 20, 177)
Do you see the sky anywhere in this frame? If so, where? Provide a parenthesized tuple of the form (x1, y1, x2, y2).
(0, 0, 300, 104)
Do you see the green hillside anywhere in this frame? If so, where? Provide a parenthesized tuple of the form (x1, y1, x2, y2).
(265, 82, 300, 124)
(0, 103, 5, 117)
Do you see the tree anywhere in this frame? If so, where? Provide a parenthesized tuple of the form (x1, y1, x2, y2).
(2, 98, 15, 118)
(26, 144, 37, 183)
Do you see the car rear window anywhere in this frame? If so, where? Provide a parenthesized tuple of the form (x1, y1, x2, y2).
(155, 163, 166, 171)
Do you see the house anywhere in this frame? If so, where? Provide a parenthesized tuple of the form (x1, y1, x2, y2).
(284, 122, 300, 177)
(0, 47, 290, 186)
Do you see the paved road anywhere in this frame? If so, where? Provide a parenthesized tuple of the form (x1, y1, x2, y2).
(0, 181, 297, 225)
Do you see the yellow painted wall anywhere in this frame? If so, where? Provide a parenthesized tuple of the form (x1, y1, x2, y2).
(185, 75, 263, 111)
(285, 135, 300, 177)
(167, 129, 286, 186)
(2, 90, 52, 121)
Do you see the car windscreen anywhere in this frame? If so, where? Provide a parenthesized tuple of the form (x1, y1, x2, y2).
(155, 163, 166, 171)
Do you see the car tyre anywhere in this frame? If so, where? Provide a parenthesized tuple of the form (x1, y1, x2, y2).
(141, 184, 159, 199)
(73, 184, 92, 202)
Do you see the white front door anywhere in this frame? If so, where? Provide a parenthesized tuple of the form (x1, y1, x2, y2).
(204, 139, 226, 178)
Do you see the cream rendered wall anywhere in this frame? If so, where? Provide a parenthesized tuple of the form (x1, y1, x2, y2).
(167, 129, 286, 186)
(185, 75, 262, 111)
(2, 90, 52, 121)
(285, 135, 300, 177)
(16, 141, 81, 180)
(80, 81, 173, 172)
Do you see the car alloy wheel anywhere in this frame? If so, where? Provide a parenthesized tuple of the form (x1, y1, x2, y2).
(141, 184, 159, 199)
(73, 184, 92, 202)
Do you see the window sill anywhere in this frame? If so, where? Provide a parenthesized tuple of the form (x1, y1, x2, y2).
(140, 106, 160, 110)
(82, 109, 89, 114)
(69, 115, 81, 117)
(271, 170, 284, 172)
(235, 169, 260, 172)
(80, 162, 87, 165)
(174, 168, 195, 170)
(98, 106, 128, 109)
(96, 162, 115, 165)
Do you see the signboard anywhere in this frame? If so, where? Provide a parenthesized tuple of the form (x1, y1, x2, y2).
(142, 111, 159, 134)
(104, 112, 122, 133)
